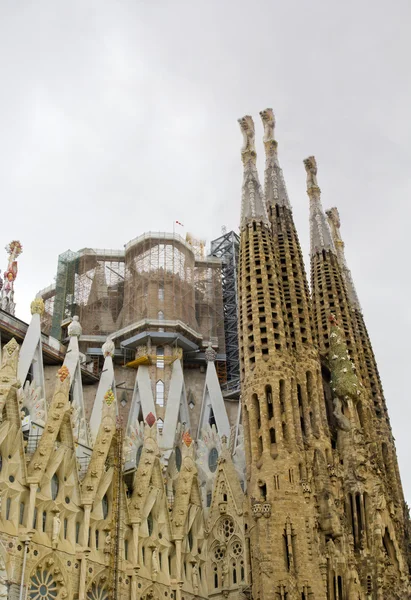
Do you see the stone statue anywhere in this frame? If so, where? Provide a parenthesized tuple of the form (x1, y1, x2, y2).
(347, 561, 363, 600)
(104, 532, 111, 554)
(238, 115, 256, 157)
(260, 108, 275, 143)
(303, 156, 319, 189)
(0, 556, 8, 598)
(151, 547, 159, 580)
(192, 562, 199, 594)
(333, 397, 352, 432)
(221, 562, 228, 587)
(52, 511, 61, 547)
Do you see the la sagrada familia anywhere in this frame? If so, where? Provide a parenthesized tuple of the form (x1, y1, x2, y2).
(0, 109, 409, 599)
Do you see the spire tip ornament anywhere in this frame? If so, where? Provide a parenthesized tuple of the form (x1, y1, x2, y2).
(68, 315, 82, 337)
(30, 297, 45, 316)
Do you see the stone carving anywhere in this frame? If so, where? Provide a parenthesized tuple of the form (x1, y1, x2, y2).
(52, 512, 61, 547)
(30, 297, 45, 315)
(333, 397, 352, 432)
(0, 338, 19, 414)
(192, 561, 199, 594)
(347, 560, 363, 600)
(205, 342, 217, 362)
(102, 338, 115, 358)
(0, 557, 8, 598)
(238, 116, 256, 158)
(260, 108, 275, 143)
(104, 532, 111, 554)
(151, 547, 159, 580)
(303, 156, 319, 190)
(68, 315, 82, 337)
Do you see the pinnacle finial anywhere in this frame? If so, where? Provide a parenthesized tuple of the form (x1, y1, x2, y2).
(68, 315, 82, 337)
(238, 115, 256, 164)
(304, 156, 320, 193)
(30, 296, 45, 316)
(260, 108, 276, 145)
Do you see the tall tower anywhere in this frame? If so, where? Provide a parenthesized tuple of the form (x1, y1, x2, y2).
(238, 114, 327, 600)
(238, 111, 410, 600)
(307, 157, 410, 598)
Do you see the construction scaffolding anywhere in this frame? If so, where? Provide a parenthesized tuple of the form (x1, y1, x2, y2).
(41, 249, 125, 339)
(123, 232, 197, 330)
(210, 230, 240, 388)
(39, 233, 227, 354)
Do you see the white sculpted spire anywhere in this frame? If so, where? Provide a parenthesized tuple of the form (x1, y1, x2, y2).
(259, 108, 291, 210)
(326, 207, 361, 310)
(238, 115, 269, 229)
(304, 156, 335, 255)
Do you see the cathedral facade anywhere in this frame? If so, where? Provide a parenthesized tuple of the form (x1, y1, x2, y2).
(0, 109, 409, 599)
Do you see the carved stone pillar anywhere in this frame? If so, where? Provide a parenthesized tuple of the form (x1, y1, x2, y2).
(78, 549, 90, 600)
(132, 521, 140, 567)
(26, 483, 37, 531)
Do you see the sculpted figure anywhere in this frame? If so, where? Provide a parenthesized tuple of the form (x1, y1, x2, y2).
(0, 557, 8, 598)
(151, 547, 159, 579)
(52, 512, 61, 547)
(192, 562, 199, 593)
(260, 108, 275, 143)
(104, 532, 111, 554)
(238, 115, 256, 156)
(304, 155, 319, 189)
(333, 397, 352, 432)
(347, 561, 363, 600)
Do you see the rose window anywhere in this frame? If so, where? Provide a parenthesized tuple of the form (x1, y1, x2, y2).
(218, 517, 235, 539)
(214, 545, 225, 561)
(87, 583, 109, 600)
(29, 569, 58, 599)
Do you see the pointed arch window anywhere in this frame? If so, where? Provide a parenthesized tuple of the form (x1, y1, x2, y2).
(208, 448, 219, 473)
(157, 418, 164, 435)
(51, 473, 59, 500)
(158, 310, 165, 332)
(102, 495, 109, 520)
(175, 447, 182, 472)
(156, 380, 165, 407)
(147, 512, 154, 536)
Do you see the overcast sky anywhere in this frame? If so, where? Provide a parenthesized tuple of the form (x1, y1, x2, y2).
(1, 0, 410, 500)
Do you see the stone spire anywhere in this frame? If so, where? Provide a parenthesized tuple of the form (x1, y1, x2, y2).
(238, 115, 269, 229)
(326, 207, 361, 310)
(261, 110, 315, 351)
(304, 156, 335, 255)
(259, 108, 291, 210)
